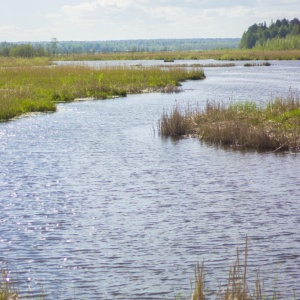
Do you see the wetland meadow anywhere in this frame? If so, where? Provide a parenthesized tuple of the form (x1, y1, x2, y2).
(1, 52, 300, 299)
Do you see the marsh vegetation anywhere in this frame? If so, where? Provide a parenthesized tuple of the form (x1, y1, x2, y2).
(193, 239, 281, 300)
(0, 60, 204, 121)
(0, 270, 18, 300)
(54, 49, 300, 61)
(1, 53, 299, 299)
(159, 93, 300, 152)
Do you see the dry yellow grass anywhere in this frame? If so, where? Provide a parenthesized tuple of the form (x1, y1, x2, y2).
(159, 94, 300, 152)
(192, 239, 281, 300)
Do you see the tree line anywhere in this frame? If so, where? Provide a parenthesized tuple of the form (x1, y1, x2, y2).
(0, 38, 240, 58)
(240, 18, 300, 49)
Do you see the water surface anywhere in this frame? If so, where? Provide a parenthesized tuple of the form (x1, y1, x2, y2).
(0, 60, 300, 299)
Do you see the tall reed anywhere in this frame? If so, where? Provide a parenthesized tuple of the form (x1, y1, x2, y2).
(192, 238, 280, 300)
(0, 270, 18, 300)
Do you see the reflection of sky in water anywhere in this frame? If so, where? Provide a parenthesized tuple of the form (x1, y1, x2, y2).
(0, 60, 300, 299)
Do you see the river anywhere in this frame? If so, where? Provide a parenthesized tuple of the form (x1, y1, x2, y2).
(0, 60, 300, 299)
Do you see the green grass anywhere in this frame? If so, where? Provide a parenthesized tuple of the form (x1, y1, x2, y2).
(0, 63, 205, 121)
(1, 49, 300, 64)
(159, 93, 300, 152)
(0, 57, 51, 67)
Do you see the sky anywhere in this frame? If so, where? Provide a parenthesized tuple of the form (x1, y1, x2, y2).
(1, 0, 300, 42)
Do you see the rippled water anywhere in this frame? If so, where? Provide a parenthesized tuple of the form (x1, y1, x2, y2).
(1, 61, 300, 299)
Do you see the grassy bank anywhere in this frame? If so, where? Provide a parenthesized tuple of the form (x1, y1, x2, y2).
(0, 63, 205, 121)
(56, 49, 300, 61)
(159, 94, 300, 152)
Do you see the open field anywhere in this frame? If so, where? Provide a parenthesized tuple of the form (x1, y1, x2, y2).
(159, 93, 300, 152)
(0, 63, 204, 121)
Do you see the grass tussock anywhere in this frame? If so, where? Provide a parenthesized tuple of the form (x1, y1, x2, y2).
(244, 62, 271, 67)
(192, 239, 281, 300)
(0, 63, 204, 121)
(159, 92, 300, 152)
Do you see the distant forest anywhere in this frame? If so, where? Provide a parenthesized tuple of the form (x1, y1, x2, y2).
(0, 38, 239, 58)
(2, 17, 299, 58)
(240, 17, 300, 49)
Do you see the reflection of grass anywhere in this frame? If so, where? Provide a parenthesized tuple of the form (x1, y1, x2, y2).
(0, 64, 205, 121)
(159, 93, 300, 152)
(244, 62, 271, 67)
(193, 239, 281, 300)
(161, 63, 236, 68)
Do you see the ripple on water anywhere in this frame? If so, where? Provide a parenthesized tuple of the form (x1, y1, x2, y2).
(0, 61, 300, 299)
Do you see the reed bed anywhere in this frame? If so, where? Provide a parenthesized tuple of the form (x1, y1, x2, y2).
(192, 239, 281, 300)
(0, 64, 204, 121)
(56, 49, 300, 61)
(159, 93, 300, 152)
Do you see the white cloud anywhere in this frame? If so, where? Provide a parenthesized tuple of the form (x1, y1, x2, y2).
(203, 6, 253, 19)
(138, 5, 185, 21)
(257, 0, 299, 5)
(62, 0, 134, 17)
(1, 0, 299, 41)
(0, 25, 18, 40)
(46, 13, 61, 19)
(0, 25, 17, 32)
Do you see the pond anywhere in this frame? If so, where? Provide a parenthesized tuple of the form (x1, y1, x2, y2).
(0, 60, 300, 299)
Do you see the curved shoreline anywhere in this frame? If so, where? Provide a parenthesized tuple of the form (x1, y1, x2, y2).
(0, 64, 205, 122)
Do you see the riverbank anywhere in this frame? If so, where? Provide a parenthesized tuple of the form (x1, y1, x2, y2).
(1, 49, 300, 66)
(159, 93, 300, 152)
(0, 63, 205, 121)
